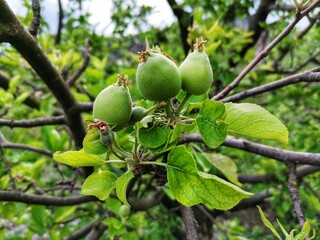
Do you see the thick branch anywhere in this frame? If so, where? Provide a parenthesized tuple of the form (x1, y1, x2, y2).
(29, 0, 41, 37)
(287, 163, 306, 229)
(64, 221, 97, 240)
(0, 116, 65, 128)
(0, 0, 86, 149)
(182, 135, 320, 166)
(231, 190, 271, 211)
(180, 204, 198, 240)
(0, 190, 97, 206)
(75, 102, 93, 113)
(212, 0, 320, 100)
(221, 68, 320, 103)
(85, 223, 107, 240)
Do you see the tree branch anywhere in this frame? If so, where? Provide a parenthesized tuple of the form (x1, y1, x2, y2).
(221, 67, 320, 103)
(75, 102, 93, 113)
(29, 0, 41, 37)
(180, 204, 198, 240)
(55, 0, 64, 45)
(85, 222, 107, 240)
(212, 0, 320, 100)
(181, 135, 320, 166)
(166, 0, 191, 56)
(0, 132, 53, 157)
(0, 0, 86, 149)
(0, 190, 97, 206)
(240, 0, 275, 57)
(287, 163, 306, 229)
(0, 116, 65, 128)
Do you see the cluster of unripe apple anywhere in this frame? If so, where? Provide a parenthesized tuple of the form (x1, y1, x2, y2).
(92, 38, 213, 131)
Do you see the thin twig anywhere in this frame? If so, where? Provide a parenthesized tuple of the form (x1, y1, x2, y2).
(0, 132, 53, 157)
(238, 165, 320, 184)
(0, 115, 65, 128)
(0, 190, 97, 206)
(287, 162, 306, 229)
(64, 220, 96, 240)
(212, 0, 320, 100)
(221, 68, 320, 103)
(0, 144, 16, 190)
(67, 38, 90, 87)
(180, 204, 198, 240)
(29, 0, 41, 37)
(55, 0, 64, 45)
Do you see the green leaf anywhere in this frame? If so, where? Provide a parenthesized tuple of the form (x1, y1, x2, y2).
(167, 146, 252, 210)
(30, 205, 48, 234)
(202, 153, 241, 186)
(171, 122, 196, 143)
(196, 100, 227, 148)
(83, 128, 109, 155)
(277, 219, 289, 238)
(138, 124, 168, 148)
(54, 206, 77, 223)
(257, 206, 282, 240)
(116, 170, 134, 206)
(295, 219, 311, 240)
(53, 149, 105, 167)
(224, 103, 288, 144)
(81, 169, 117, 201)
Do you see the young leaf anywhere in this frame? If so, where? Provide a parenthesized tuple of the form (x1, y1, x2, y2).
(167, 146, 252, 210)
(196, 100, 227, 148)
(295, 219, 311, 240)
(116, 170, 134, 206)
(200, 153, 241, 186)
(224, 103, 288, 144)
(138, 124, 168, 148)
(83, 128, 109, 155)
(53, 149, 105, 167)
(81, 169, 117, 201)
(257, 206, 282, 240)
(277, 219, 289, 238)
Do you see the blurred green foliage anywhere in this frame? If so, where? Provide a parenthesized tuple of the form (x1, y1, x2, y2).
(0, 0, 319, 239)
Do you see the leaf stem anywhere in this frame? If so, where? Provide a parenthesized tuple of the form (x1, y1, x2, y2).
(103, 159, 126, 164)
(175, 93, 191, 116)
(139, 161, 167, 168)
(143, 101, 167, 115)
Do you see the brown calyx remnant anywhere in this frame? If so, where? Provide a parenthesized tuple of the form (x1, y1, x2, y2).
(194, 37, 207, 52)
(116, 74, 132, 88)
(87, 119, 109, 132)
(138, 50, 148, 63)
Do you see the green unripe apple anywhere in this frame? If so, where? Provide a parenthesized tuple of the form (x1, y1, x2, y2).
(179, 38, 213, 95)
(93, 76, 132, 131)
(136, 50, 181, 101)
(129, 106, 146, 125)
(119, 205, 130, 218)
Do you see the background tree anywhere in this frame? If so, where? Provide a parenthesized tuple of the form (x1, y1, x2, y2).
(0, 0, 320, 239)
